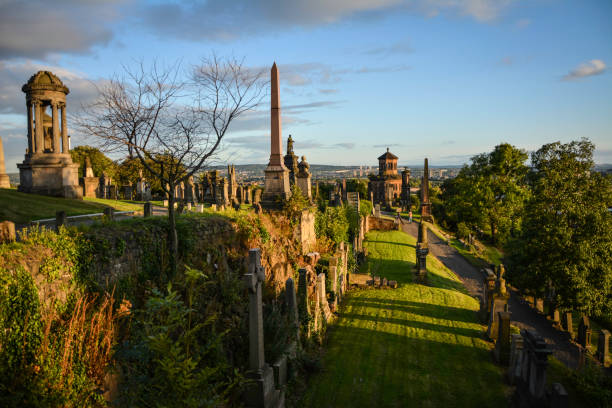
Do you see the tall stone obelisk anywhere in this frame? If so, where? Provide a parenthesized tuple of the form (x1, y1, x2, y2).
(261, 62, 290, 208)
(0, 136, 10, 188)
(420, 158, 433, 222)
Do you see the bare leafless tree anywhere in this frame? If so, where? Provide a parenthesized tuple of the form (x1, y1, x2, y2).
(76, 56, 266, 272)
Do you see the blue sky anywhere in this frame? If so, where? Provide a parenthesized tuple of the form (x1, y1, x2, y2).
(1, 0, 611, 172)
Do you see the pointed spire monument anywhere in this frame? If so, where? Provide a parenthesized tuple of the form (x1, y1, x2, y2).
(0, 136, 10, 188)
(420, 158, 433, 222)
(261, 62, 290, 208)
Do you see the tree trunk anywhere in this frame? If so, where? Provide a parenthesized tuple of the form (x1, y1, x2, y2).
(168, 187, 178, 276)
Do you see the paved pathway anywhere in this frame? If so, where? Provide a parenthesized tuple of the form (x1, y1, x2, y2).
(399, 218, 581, 369)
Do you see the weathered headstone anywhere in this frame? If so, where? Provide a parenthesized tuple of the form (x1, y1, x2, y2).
(578, 315, 591, 349)
(535, 298, 544, 314)
(143, 202, 152, 217)
(514, 329, 553, 406)
(508, 333, 524, 385)
(597, 329, 610, 367)
(103, 207, 114, 221)
(243, 248, 283, 408)
(415, 222, 429, 283)
(494, 311, 512, 364)
(55, 210, 66, 229)
(562, 312, 573, 338)
(0, 221, 16, 243)
(551, 308, 561, 329)
(297, 268, 310, 337)
(285, 277, 299, 343)
(317, 273, 331, 322)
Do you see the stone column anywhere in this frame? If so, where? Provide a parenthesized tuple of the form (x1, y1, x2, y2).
(26, 102, 33, 154)
(269, 63, 282, 167)
(34, 100, 43, 153)
(597, 329, 610, 367)
(245, 248, 266, 373)
(285, 277, 299, 342)
(52, 102, 60, 153)
(61, 103, 68, 153)
(495, 311, 512, 364)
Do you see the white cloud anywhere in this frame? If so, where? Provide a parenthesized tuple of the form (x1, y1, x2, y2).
(0, 0, 129, 59)
(562, 59, 607, 81)
(141, 0, 518, 42)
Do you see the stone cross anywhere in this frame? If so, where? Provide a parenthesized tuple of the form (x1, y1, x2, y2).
(244, 248, 267, 373)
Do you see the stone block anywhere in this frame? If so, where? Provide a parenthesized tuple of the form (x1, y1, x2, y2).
(0, 221, 16, 243)
(143, 202, 152, 217)
(272, 355, 288, 391)
(597, 329, 610, 367)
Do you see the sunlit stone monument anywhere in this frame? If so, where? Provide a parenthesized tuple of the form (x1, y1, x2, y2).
(18, 71, 81, 198)
(261, 63, 290, 209)
(0, 136, 10, 188)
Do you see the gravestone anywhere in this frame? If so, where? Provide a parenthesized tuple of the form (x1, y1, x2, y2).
(0, 221, 16, 243)
(415, 222, 429, 283)
(487, 270, 509, 341)
(494, 311, 512, 364)
(551, 309, 561, 329)
(285, 277, 299, 343)
(317, 273, 331, 322)
(143, 202, 152, 217)
(578, 315, 591, 349)
(535, 299, 544, 314)
(508, 333, 524, 385)
(103, 207, 114, 221)
(597, 329, 610, 367)
(374, 204, 381, 218)
(297, 268, 310, 337)
(243, 248, 283, 408)
(55, 210, 66, 229)
(329, 265, 338, 307)
(514, 329, 553, 407)
(562, 312, 573, 338)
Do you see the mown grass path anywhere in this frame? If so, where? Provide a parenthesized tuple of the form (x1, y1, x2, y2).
(298, 230, 508, 407)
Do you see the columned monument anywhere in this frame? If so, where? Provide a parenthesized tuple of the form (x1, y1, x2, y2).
(18, 71, 81, 198)
(420, 158, 433, 222)
(261, 63, 290, 208)
(0, 136, 10, 188)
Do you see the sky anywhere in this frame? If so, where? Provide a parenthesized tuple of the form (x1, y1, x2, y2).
(0, 0, 611, 172)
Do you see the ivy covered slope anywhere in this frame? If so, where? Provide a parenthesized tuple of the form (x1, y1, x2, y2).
(0, 209, 303, 407)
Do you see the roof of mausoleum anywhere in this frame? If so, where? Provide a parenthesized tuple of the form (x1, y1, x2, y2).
(22, 71, 70, 94)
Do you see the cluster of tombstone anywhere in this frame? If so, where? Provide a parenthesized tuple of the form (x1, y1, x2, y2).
(80, 158, 152, 201)
(243, 244, 350, 408)
(479, 265, 570, 407)
(197, 166, 260, 208)
(520, 294, 610, 369)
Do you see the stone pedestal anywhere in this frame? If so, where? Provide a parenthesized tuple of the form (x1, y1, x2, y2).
(415, 244, 428, 283)
(18, 155, 81, 198)
(80, 176, 98, 198)
(494, 311, 512, 364)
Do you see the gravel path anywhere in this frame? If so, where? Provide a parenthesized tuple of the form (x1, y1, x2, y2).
(399, 218, 581, 369)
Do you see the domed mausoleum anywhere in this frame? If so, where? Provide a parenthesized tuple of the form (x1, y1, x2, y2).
(17, 71, 81, 198)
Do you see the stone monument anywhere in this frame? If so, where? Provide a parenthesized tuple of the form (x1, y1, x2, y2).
(18, 71, 81, 198)
(420, 158, 433, 222)
(401, 167, 410, 209)
(415, 222, 429, 283)
(296, 155, 312, 200)
(261, 63, 290, 208)
(0, 136, 10, 188)
(80, 156, 98, 198)
(283, 135, 299, 186)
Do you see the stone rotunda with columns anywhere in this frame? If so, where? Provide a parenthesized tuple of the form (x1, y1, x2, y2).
(17, 71, 81, 198)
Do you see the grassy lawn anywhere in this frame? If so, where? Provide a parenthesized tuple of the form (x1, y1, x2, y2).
(297, 230, 509, 407)
(0, 188, 143, 224)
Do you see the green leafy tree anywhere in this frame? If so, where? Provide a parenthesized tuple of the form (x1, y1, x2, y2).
(346, 178, 368, 198)
(70, 145, 117, 179)
(441, 143, 529, 245)
(506, 139, 612, 316)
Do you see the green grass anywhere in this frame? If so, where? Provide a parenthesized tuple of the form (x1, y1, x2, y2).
(297, 230, 509, 407)
(0, 188, 143, 224)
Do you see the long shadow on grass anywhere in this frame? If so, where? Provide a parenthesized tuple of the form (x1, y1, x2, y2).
(341, 312, 483, 339)
(348, 298, 478, 324)
(366, 239, 416, 249)
(299, 325, 507, 408)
